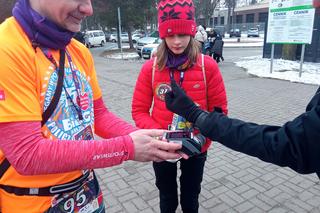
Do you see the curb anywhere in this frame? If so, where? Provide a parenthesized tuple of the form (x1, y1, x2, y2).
(224, 45, 263, 48)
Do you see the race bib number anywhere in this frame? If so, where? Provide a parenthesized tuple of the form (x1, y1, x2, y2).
(46, 172, 104, 213)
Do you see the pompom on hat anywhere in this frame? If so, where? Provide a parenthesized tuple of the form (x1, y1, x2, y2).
(158, 0, 197, 39)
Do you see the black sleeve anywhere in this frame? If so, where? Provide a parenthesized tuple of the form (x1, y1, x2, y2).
(197, 98, 320, 174)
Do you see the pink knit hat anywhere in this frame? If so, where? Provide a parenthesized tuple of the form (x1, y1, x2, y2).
(158, 0, 197, 39)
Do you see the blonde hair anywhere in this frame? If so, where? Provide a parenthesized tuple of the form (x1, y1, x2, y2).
(156, 37, 200, 71)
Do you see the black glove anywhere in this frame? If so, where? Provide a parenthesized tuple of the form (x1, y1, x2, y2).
(180, 133, 206, 157)
(165, 79, 204, 123)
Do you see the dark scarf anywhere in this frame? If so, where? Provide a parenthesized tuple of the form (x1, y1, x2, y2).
(166, 51, 192, 72)
(12, 0, 74, 50)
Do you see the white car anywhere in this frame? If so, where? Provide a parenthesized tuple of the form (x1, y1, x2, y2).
(136, 37, 161, 57)
(141, 39, 162, 59)
(247, 28, 259, 37)
(132, 34, 143, 43)
(109, 33, 130, 43)
(85, 30, 106, 47)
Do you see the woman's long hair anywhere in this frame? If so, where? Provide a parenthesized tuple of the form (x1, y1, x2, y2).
(156, 37, 200, 71)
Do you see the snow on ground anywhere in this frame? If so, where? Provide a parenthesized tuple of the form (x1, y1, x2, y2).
(223, 36, 264, 47)
(103, 39, 320, 86)
(224, 41, 264, 47)
(104, 52, 139, 60)
(235, 56, 320, 85)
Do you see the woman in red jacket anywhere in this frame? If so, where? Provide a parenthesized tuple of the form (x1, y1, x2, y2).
(132, 0, 228, 212)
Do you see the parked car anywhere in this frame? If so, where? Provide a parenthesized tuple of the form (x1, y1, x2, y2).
(109, 34, 117, 42)
(148, 30, 159, 38)
(132, 34, 143, 43)
(136, 37, 161, 57)
(141, 39, 162, 59)
(120, 33, 129, 42)
(229, 29, 241, 37)
(85, 30, 106, 47)
(109, 33, 130, 43)
(247, 28, 259, 37)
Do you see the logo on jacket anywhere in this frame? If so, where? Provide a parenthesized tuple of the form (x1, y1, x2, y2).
(155, 83, 171, 101)
(0, 90, 5, 101)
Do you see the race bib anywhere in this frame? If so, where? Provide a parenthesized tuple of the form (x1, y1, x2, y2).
(45, 172, 104, 213)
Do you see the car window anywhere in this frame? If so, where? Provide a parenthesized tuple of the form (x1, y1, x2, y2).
(149, 31, 159, 38)
(99, 32, 104, 36)
(93, 32, 100, 37)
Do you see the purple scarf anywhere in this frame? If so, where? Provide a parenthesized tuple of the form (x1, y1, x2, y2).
(12, 0, 74, 50)
(166, 51, 192, 72)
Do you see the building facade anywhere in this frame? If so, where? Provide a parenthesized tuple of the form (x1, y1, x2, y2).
(210, 0, 269, 32)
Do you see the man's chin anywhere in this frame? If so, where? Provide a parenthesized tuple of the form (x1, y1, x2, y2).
(63, 21, 82, 32)
(67, 25, 81, 33)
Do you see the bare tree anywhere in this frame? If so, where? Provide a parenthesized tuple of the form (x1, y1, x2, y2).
(225, 0, 237, 32)
(194, 0, 220, 27)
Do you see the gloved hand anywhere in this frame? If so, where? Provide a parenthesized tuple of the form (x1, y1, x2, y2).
(180, 133, 206, 157)
(165, 79, 204, 124)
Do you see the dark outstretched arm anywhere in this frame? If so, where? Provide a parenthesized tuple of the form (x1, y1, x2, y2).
(166, 80, 320, 174)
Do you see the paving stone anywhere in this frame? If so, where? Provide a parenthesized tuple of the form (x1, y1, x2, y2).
(234, 201, 255, 213)
(91, 53, 320, 212)
(241, 189, 260, 199)
(123, 201, 138, 212)
(131, 197, 149, 210)
(118, 192, 138, 202)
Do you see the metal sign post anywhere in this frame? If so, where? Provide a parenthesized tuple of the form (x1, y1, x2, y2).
(270, 44, 275, 74)
(117, 7, 123, 59)
(299, 44, 306, 77)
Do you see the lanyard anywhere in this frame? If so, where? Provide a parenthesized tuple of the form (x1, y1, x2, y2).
(169, 69, 185, 87)
(66, 51, 82, 105)
(41, 48, 83, 120)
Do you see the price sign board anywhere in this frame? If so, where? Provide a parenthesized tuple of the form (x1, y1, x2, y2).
(267, 0, 315, 44)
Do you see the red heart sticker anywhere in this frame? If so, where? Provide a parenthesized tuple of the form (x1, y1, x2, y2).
(79, 93, 89, 111)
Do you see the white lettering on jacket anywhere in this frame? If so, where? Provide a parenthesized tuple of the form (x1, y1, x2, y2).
(93, 151, 125, 160)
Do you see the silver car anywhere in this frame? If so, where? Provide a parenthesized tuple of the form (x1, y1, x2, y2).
(136, 37, 160, 57)
(247, 28, 259, 37)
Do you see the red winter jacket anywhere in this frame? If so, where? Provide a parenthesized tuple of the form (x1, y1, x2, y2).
(132, 55, 228, 152)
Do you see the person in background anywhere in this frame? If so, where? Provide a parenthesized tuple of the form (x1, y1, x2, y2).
(131, 0, 228, 212)
(0, 0, 184, 212)
(165, 78, 320, 176)
(195, 25, 207, 54)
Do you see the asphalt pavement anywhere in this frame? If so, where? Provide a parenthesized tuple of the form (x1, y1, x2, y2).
(91, 47, 320, 213)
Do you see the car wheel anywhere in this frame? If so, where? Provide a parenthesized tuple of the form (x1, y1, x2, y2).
(101, 40, 105, 47)
(112, 39, 116, 43)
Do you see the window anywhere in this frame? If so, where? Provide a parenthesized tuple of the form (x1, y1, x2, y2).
(209, 18, 214, 26)
(220, 17, 224, 25)
(246, 14, 254, 23)
(236, 15, 242, 23)
(258, 12, 268, 22)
